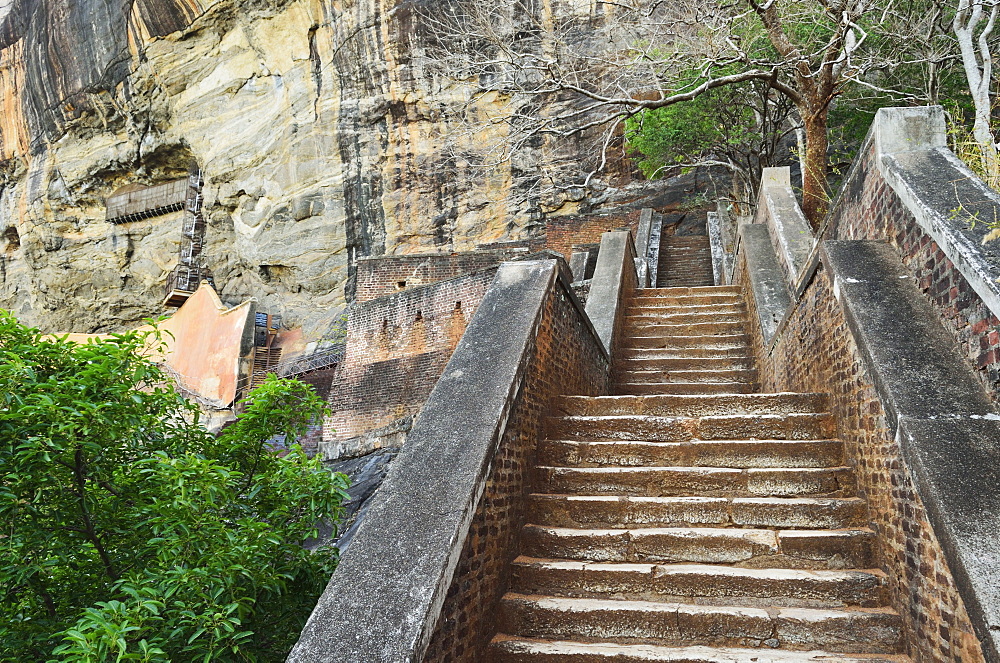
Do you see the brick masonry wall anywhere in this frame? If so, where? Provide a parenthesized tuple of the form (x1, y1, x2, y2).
(355, 250, 519, 303)
(829, 142, 1000, 403)
(544, 210, 642, 263)
(324, 268, 497, 444)
(421, 279, 609, 663)
(734, 173, 988, 660)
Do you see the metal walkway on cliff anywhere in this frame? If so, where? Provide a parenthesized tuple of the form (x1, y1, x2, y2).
(164, 168, 213, 308)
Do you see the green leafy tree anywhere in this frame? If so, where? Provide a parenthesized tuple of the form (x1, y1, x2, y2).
(625, 78, 797, 210)
(423, 0, 962, 226)
(0, 311, 349, 662)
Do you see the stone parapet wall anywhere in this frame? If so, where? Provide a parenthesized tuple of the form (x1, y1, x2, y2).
(323, 267, 497, 453)
(735, 254, 986, 663)
(422, 264, 609, 662)
(730, 107, 1000, 662)
(827, 138, 1000, 403)
(289, 258, 609, 662)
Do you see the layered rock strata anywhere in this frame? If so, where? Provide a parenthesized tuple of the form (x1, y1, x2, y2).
(0, 0, 612, 336)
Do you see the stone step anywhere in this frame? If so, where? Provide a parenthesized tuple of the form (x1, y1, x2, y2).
(528, 495, 870, 530)
(663, 251, 711, 258)
(619, 347, 753, 360)
(626, 314, 746, 328)
(546, 414, 835, 442)
(509, 558, 887, 608)
(533, 466, 854, 498)
(640, 286, 741, 295)
(661, 268, 714, 275)
(555, 394, 828, 418)
(630, 298, 744, 309)
(623, 321, 749, 337)
(662, 281, 717, 289)
(615, 369, 758, 385)
(623, 335, 750, 350)
(520, 525, 876, 568)
(633, 295, 742, 307)
(498, 595, 902, 653)
(626, 303, 745, 316)
(615, 357, 755, 373)
(616, 382, 756, 396)
(537, 439, 844, 469)
(489, 637, 910, 662)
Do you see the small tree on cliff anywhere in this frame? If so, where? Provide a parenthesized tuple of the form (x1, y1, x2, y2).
(0, 312, 348, 662)
(421, 0, 950, 227)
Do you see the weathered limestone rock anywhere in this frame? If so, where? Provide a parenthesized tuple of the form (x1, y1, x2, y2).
(0, 0, 604, 337)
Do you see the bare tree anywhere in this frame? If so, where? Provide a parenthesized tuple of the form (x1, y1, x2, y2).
(420, 0, 945, 227)
(954, 0, 1000, 181)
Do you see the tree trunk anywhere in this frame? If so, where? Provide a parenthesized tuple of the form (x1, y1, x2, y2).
(800, 108, 830, 230)
(973, 98, 1000, 183)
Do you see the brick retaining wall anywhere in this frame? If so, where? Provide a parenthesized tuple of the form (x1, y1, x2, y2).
(543, 210, 641, 263)
(324, 267, 497, 447)
(421, 267, 609, 662)
(736, 256, 986, 662)
(828, 141, 1000, 403)
(355, 250, 519, 303)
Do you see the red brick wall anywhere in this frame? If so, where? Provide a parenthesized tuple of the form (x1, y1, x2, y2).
(733, 139, 989, 661)
(829, 143, 1000, 403)
(355, 251, 520, 303)
(421, 277, 609, 662)
(324, 268, 497, 444)
(544, 210, 642, 263)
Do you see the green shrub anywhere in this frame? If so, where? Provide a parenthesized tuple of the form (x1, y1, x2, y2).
(0, 311, 349, 662)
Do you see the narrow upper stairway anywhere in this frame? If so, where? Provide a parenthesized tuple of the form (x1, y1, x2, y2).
(488, 285, 911, 662)
(657, 236, 714, 288)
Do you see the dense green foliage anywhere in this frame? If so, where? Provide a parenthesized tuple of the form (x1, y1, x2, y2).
(0, 311, 349, 662)
(625, 80, 796, 205)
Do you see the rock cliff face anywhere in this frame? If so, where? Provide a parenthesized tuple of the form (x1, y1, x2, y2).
(0, 0, 604, 336)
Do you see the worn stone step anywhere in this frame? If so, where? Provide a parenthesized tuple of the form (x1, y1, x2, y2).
(624, 335, 750, 350)
(489, 636, 911, 662)
(520, 525, 876, 568)
(547, 414, 835, 442)
(555, 394, 828, 418)
(623, 321, 749, 337)
(615, 357, 755, 373)
(620, 347, 753, 360)
(538, 439, 844, 469)
(510, 558, 887, 608)
(661, 274, 715, 280)
(534, 466, 854, 498)
(641, 286, 741, 294)
(616, 382, 756, 396)
(627, 302, 745, 315)
(528, 495, 869, 530)
(633, 295, 743, 308)
(499, 595, 903, 653)
(615, 369, 758, 385)
(626, 315, 745, 328)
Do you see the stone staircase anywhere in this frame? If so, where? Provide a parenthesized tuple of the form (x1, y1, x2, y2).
(488, 285, 910, 662)
(657, 236, 715, 288)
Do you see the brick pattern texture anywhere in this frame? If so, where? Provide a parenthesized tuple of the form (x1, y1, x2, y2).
(324, 268, 497, 444)
(543, 210, 641, 263)
(734, 139, 989, 661)
(421, 279, 609, 663)
(355, 252, 518, 302)
(829, 143, 1000, 402)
